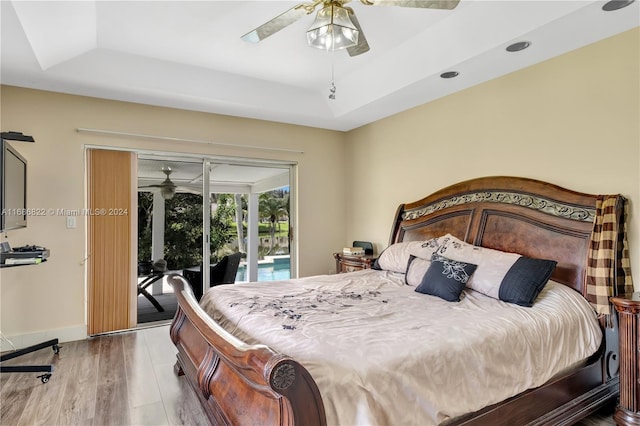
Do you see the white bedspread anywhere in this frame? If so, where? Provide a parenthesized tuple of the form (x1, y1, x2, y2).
(199, 269, 602, 426)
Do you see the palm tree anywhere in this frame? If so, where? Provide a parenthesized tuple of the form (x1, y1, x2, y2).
(208, 193, 236, 262)
(259, 192, 288, 254)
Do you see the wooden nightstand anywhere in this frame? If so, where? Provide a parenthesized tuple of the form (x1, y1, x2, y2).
(611, 293, 640, 426)
(333, 253, 376, 274)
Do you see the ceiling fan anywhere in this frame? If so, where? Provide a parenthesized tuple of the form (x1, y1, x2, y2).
(139, 167, 177, 199)
(241, 0, 461, 57)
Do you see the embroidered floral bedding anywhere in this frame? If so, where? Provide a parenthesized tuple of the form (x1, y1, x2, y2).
(199, 269, 602, 426)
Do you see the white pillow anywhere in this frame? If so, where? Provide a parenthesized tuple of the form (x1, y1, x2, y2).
(405, 255, 431, 286)
(375, 237, 443, 274)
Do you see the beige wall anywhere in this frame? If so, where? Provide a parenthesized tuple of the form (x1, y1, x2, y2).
(0, 88, 346, 343)
(1, 27, 638, 344)
(345, 28, 639, 282)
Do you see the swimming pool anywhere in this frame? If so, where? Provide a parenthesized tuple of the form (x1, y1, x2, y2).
(235, 257, 291, 282)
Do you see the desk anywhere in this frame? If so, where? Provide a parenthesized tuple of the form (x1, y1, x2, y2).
(0, 257, 59, 383)
(1, 339, 60, 382)
(0, 259, 47, 268)
(137, 272, 165, 312)
(1, 248, 50, 266)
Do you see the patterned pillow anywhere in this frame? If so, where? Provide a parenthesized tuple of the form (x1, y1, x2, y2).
(373, 237, 443, 273)
(414, 253, 477, 302)
(437, 234, 557, 307)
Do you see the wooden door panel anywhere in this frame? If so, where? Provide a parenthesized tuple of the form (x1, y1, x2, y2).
(87, 149, 136, 334)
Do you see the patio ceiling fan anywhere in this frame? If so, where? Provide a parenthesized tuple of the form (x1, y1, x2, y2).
(139, 167, 177, 200)
(139, 167, 200, 200)
(241, 0, 461, 57)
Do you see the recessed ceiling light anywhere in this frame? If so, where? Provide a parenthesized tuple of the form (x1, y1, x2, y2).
(506, 41, 531, 52)
(440, 71, 459, 79)
(602, 0, 635, 11)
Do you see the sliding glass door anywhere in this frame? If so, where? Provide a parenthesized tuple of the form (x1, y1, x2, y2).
(137, 154, 295, 313)
(207, 161, 293, 283)
(137, 158, 204, 322)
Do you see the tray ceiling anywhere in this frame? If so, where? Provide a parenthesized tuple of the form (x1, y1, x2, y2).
(1, 1, 638, 131)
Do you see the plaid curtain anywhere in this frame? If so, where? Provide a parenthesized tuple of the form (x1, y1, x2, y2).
(586, 195, 634, 316)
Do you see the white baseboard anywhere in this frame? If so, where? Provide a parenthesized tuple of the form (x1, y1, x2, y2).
(1, 325, 87, 352)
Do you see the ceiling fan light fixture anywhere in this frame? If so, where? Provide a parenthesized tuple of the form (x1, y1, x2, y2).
(160, 186, 175, 200)
(306, 3, 359, 51)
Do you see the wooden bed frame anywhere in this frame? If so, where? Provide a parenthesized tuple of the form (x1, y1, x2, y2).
(168, 176, 622, 426)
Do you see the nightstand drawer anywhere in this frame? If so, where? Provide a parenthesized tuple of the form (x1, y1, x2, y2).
(339, 259, 367, 273)
(333, 253, 376, 274)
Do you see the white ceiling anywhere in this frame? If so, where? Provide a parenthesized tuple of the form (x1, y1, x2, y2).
(1, 0, 638, 132)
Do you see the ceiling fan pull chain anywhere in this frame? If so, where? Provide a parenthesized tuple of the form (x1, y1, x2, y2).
(329, 61, 337, 100)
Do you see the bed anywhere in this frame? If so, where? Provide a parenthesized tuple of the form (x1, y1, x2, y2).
(168, 176, 630, 425)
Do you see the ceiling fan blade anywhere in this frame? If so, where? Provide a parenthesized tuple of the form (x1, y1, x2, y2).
(176, 186, 202, 195)
(241, 5, 312, 43)
(368, 0, 460, 10)
(347, 14, 370, 57)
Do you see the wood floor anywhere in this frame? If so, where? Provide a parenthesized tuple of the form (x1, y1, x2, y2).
(0, 324, 618, 426)
(0, 324, 208, 426)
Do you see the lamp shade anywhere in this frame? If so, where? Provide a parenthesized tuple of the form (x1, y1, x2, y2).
(306, 3, 359, 51)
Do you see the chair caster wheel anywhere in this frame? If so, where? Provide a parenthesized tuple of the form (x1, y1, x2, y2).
(37, 373, 51, 383)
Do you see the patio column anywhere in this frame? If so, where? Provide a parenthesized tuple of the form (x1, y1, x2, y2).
(247, 192, 259, 282)
(151, 191, 164, 295)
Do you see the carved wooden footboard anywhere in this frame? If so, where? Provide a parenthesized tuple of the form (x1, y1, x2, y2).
(168, 275, 326, 426)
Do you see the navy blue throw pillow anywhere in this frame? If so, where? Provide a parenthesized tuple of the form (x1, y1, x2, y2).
(415, 254, 477, 302)
(498, 257, 557, 307)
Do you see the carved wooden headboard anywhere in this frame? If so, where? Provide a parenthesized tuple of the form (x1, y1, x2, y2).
(388, 176, 603, 296)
